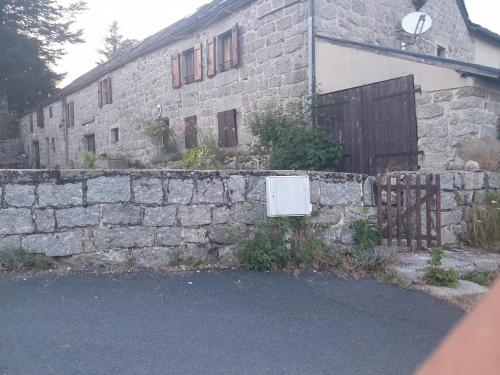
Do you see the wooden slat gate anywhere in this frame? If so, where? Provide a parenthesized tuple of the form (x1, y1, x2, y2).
(375, 174, 441, 250)
(316, 75, 419, 175)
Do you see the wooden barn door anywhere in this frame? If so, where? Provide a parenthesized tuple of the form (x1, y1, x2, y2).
(317, 75, 418, 175)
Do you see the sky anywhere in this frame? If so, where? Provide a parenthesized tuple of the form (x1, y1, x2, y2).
(56, 0, 500, 88)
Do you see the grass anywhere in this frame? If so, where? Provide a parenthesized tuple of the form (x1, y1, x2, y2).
(462, 271, 497, 286)
(376, 269, 408, 288)
(463, 192, 500, 253)
(424, 248, 459, 288)
(0, 251, 54, 271)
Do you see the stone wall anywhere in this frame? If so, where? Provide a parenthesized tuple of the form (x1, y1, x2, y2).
(417, 86, 500, 171)
(0, 139, 25, 169)
(315, 0, 475, 63)
(0, 169, 371, 269)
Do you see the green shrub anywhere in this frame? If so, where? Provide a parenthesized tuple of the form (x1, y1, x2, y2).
(143, 118, 178, 153)
(351, 211, 380, 253)
(463, 192, 500, 253)
(424, 248, 459, 287)
(0, 251, 54, 271)
(463, 271, 497, 286)
(248, 106, 297, 150)
(83, 152, 97, 169)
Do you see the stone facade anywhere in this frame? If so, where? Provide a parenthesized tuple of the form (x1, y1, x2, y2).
(0, 139, 25, 169)
(0, 169, 498, 269)
(417, 86, 500, 170)
(0, 169, 371, 268)
(17, 0, 490, 170)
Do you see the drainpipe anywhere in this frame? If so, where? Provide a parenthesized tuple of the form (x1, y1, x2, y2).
(307, 0, 316, 127)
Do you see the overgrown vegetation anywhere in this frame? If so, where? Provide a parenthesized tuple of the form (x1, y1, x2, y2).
(82, 152, 97, 169)
(237, 217, 333, 272)
(168, 254, 203, 268)
(249, 104, 343, 171)
(424, 248, 459, 288)
(180, 133, 241, 170)
(463, 271, 497, 287)
(463, 192, 500, 253)
(0, 251, 54, 272)
(143, 118, 179, 153)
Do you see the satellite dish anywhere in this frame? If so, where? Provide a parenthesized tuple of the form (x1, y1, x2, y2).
(402, 12, 432, 35)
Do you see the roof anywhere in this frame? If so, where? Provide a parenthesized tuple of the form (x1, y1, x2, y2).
(30, 0, 254, 112)
(455, 0, 500, 44)
(316, 34, 500, 81)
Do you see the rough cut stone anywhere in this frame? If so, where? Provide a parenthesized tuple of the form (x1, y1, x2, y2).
(233, 202, 266, 224)
(196, 179, 225, 204)
(182, 228, 207, 243)
(102, 204, 141, 225)
(156, 227, 183, 246)
(0, 208, 33, 235)
(87, 176, 131, 203)
(133, 178, 163, 204)
(441, 209, 463, 226)
(132, 247, 177, 268)
(486, 172, 500, 189)
(246, 176, 266, 201)
(417, 103, 444, 120)
(4, 184, 35, 207)
(319, 182, 361, 206)
(56, 206, 100, 228)
(310, 207, 343, 224)
(70, 250, 130, 269)
(38, 183, 83, 207)
(35, 209, 55, 233)
(227, 175, 246, 202)
(177, 205, 211, 226)
(143, 205, 177, 226)
(0, 235, 21, 251)
(22, 231, 83, 256)
(212, 206, 231, 224)
(95, 227, 155, 249)
(168, 179, 193, 204)
(440, 192, 458, 210)
(463, 172, 486, 190)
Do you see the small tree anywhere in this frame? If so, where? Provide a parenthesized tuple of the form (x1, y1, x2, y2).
(96, 21, 138, 63)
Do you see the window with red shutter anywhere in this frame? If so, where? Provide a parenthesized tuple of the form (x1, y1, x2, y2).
(37, 108, 44, 128)
(217, 109, 238, 147)
(207, 38, 216, 77)
(217, 24, 239, 72)
(194, 44, 202, 81)
(172, 54, 181, 88)
(98, 81, 103, 108)
(231, 24, 239, 67)
(184, 116, 198, 149)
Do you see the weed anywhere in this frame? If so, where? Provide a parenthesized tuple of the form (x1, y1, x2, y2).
(424, 248, 459, 287)
(143, 118, 179, 153)
(82, 152, 97, 169)
(331, 247, 396, 275)
(462, 271, 497, 286)
(463, 191, 500, 253)
(351, 210, 380, 253)
(169, 254, 182, 267)
(376, 269, 408, 288)
(168, 254, 203, 268)
(0, 251, 54, 271)
(184, 256, 203, 268)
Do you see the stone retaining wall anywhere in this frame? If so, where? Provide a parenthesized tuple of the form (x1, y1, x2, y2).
(0, 169, 498, 269)
(0, 139, 24, 169)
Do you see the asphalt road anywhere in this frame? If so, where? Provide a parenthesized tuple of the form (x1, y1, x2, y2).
(0, 270, 463, 375)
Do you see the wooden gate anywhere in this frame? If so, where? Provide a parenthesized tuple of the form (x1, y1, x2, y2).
(316, 75, 419, 175)
(375, 174, 441, 250)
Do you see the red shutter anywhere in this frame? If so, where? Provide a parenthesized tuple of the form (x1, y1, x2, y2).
(172, 54, 181, 88)
(107, 78, 113, 104)
(98, 81, 103, 108)
(69, 102, 75, 127)
(65, 104, 69, 128)
(217, 112, 227, 147)
(207, 38, 216, 77)
(194, 44, 202, 81)
(226, 109, 238, 147)
(231, 24, 239, 67)
(102, 79, 108, 105)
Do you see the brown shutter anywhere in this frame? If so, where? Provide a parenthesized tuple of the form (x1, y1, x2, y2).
(102, 79, 109, 105)
(231, 24, 239, 67)
(107, 78, 113, 104)
(69, 102, 75, 127)
(226, 109, 238, 147)
(194, 44, 202, 81)
(37, 108, 44, 128)
(98, 81, 103, 108)
(207, 38, 216, 77)
(29, 114, 34, 132)
(172, 54, 181, 88)
(65, 104, 69, 128)
(217, 112, 227, 147)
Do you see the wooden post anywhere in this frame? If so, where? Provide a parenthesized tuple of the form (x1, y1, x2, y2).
(396, 175, 402, 246)
(435, 174, 442, 247)
(426, 174, 432, 247)
(416, 175, 422, 250)
(376, 174, 383, 244)
(405, 175, 412, 248)
(386, 175, 393, 245)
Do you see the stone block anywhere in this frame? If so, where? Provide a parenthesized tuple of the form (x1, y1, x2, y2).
(56, 206, 100, 228)
(156, 227, 183, 246)
(440, 192, 458, 210)
(463, 172, 486, 190)
(441, 209, 463, 226)
(131, 247, 177, 269)
(177, 205, 211, 226)
(168, 179, 193, 204)
(95, 227, 155, 249)
(227, 175, 246, 202)
(22, 231, 83, 256)
(143, 205, 177, 226)
(35, 209, 55, 233)
(212, 206, 231, 224)
(69, 250, 129, 269)
(246, 176, 266, 202)
(0, 235, 21, 251)
(486, 172, 500, 189)
(4, 184, 35, 207)
(196, 179, 225, 204)
(209, 224, 245, 245)
(416, 103, 444, 120)
(86, 176, 131, 203)
(102, 204, 141, 225)
(319, 182, 361, 206)
(0, 208, 33, 235)
(310, 207, 343, 224)
(233, 202, 266, 224)
(182, 228, 207, 243)
(133, 178, 163, 204)
(38, 183, 83, 207)
(362, 177, 375, 206)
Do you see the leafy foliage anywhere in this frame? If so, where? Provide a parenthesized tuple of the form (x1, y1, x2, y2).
(249, 105, 343, 171)
(351, 211, 380, 253)
(0, 251, 54, 271)
(96, 21, 138, 63)
(424, 248, 459, 288)
(0, 0, 87, 113)
(463, 192, 500, 253)
(143, 118, 178, 153)
(82, 152, 97, 169)
(463, 271, 496, 287)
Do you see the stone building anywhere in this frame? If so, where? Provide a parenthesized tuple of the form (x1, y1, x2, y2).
(16, 0, 500, 172)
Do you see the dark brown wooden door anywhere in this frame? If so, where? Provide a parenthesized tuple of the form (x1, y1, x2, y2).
(317, 76, 418, 175)
(33, 141, 40, 169)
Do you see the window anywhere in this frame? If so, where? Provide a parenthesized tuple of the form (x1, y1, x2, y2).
(65, 101, 75, 127)
(36, 108, 44, 128)
(111, 128, 120, 144)
(98, 78, 112, 107)
(172, 54, 181, 88)
(218, 24, 239, 72)
(217, 109, 238, 147)
(207, 38, 216, 77)
(437, 45, 447, 58)
(51, 138, 56, 153)
(183, 48, 195, 84)
(85, 134, 96, 154)
(29, 114, 34, 133)
(49, 106, 53, 118)
(184, 116, 198, 149)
